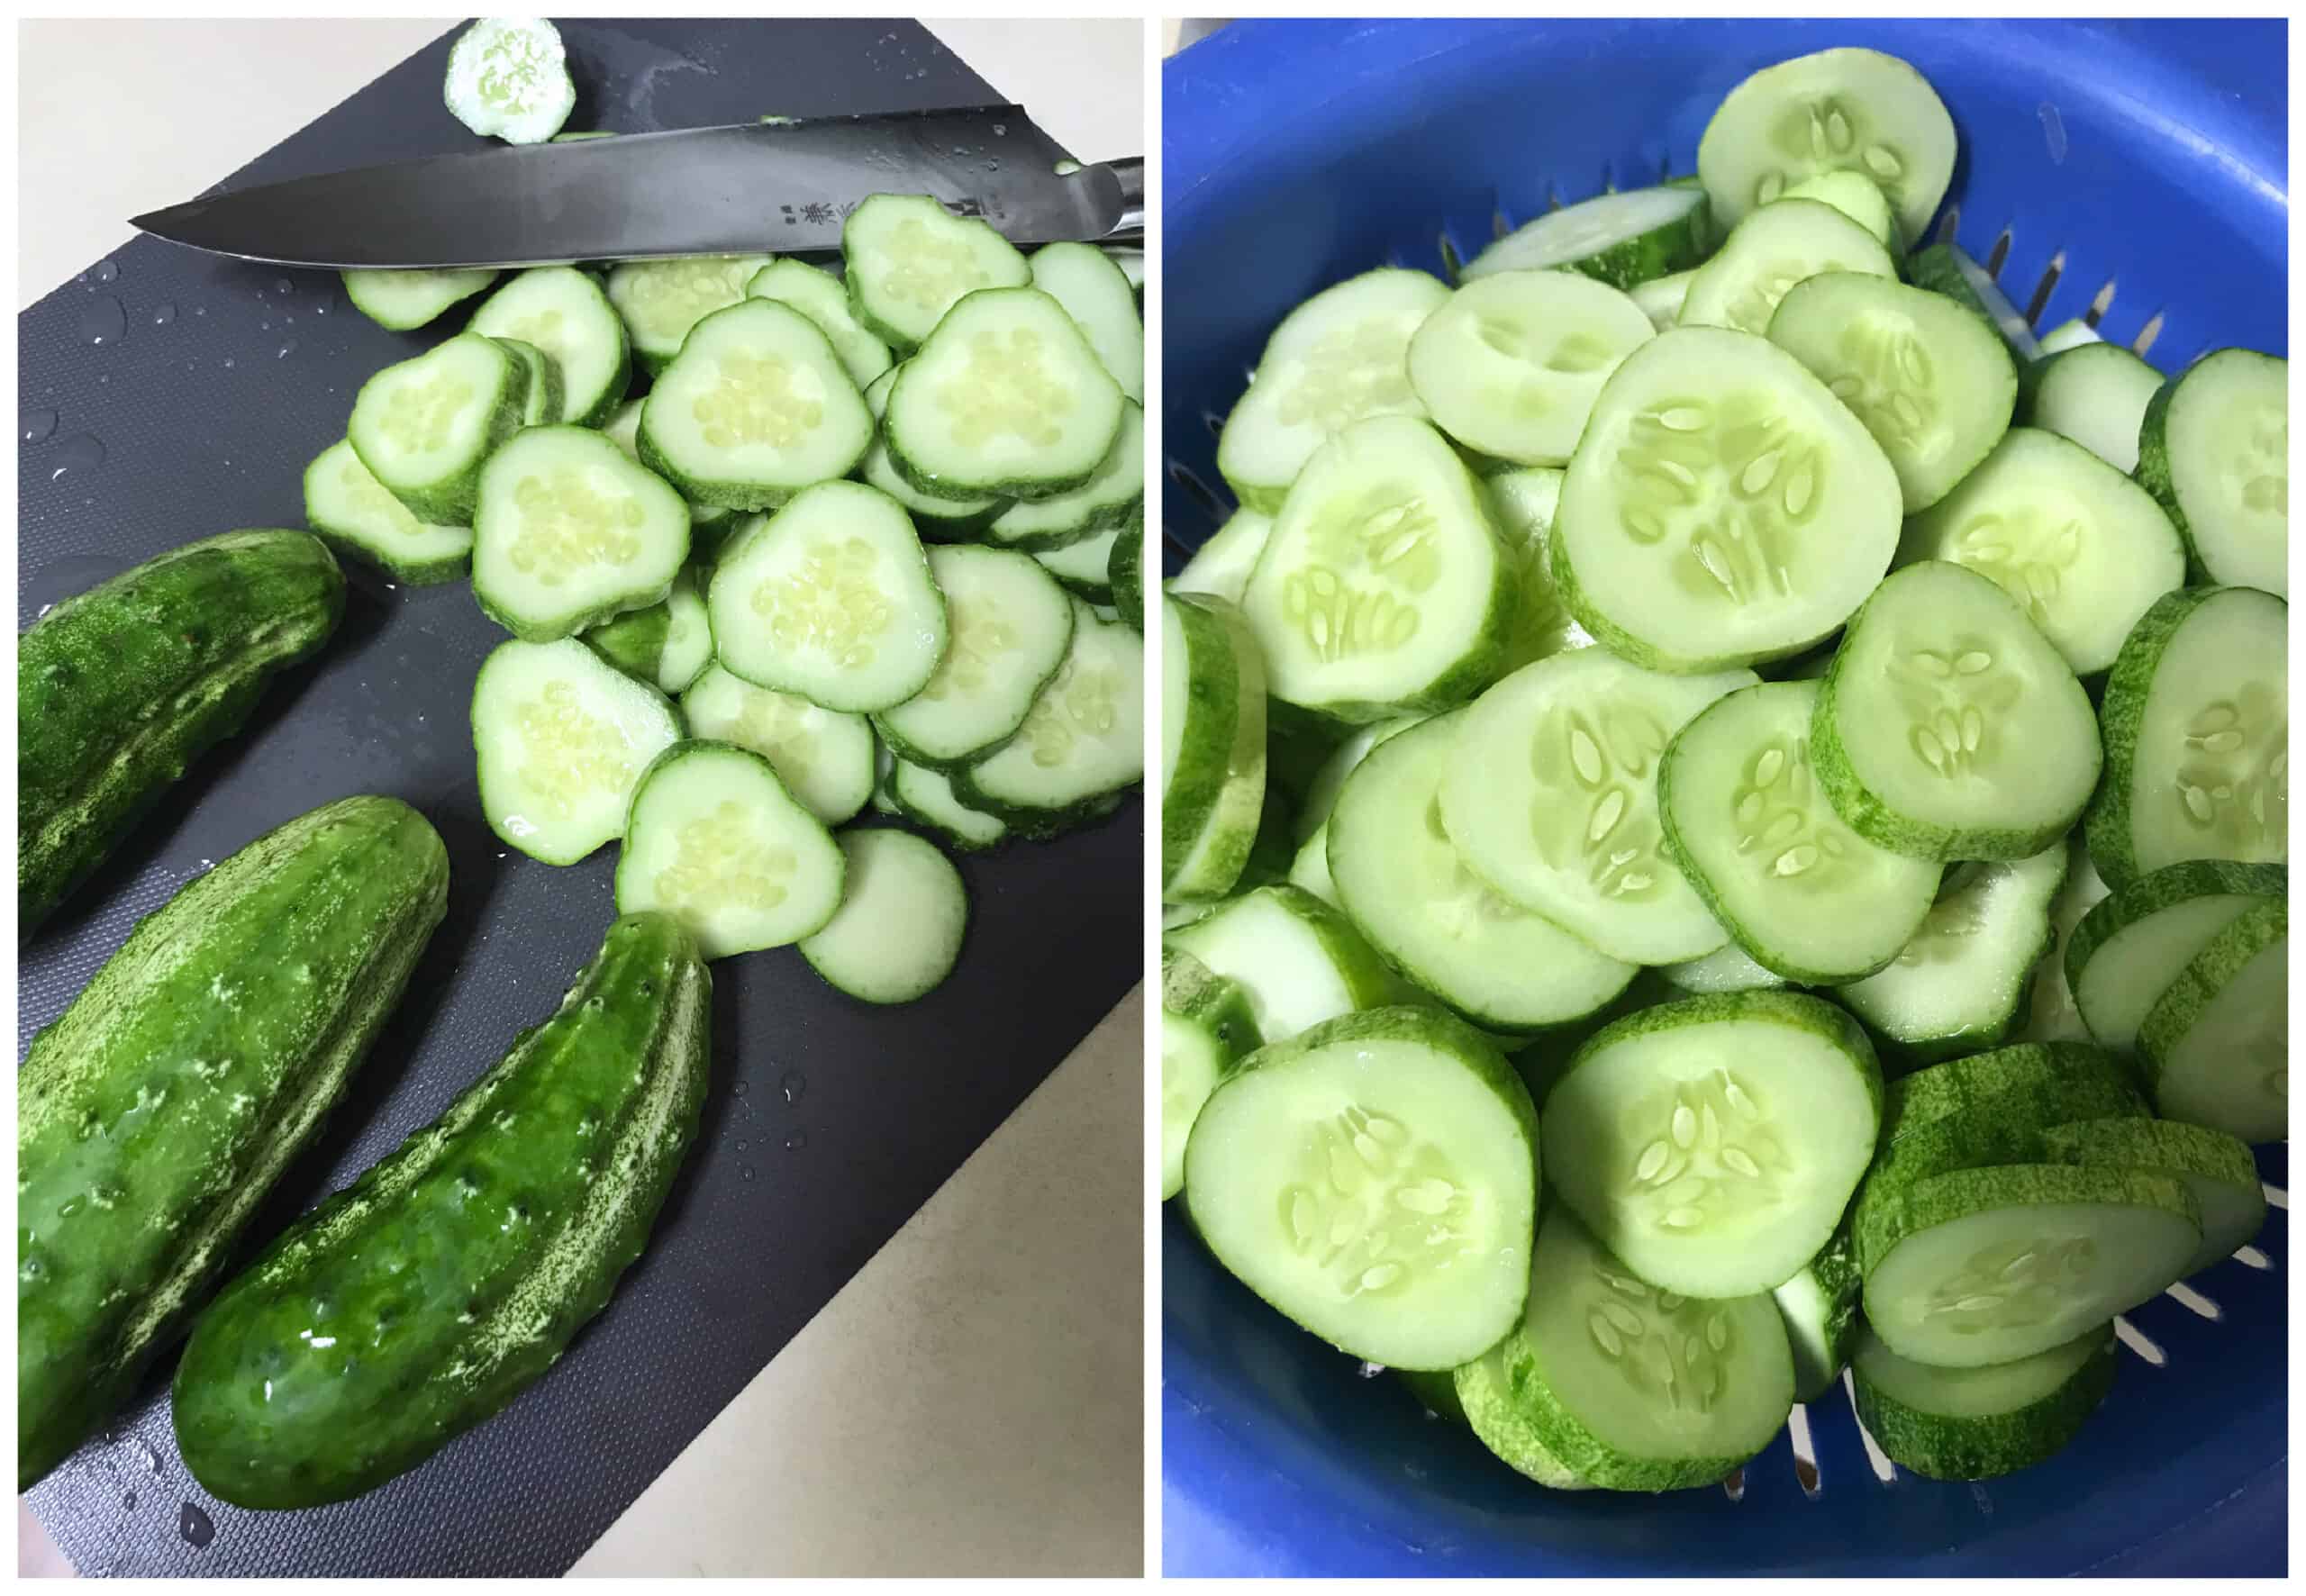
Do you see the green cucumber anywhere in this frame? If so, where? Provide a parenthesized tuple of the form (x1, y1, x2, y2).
(1630, 268, 1695, 331)
(856, 367, 1005, 540)
(952, 599, 1143, 833)
(347, 331, 528, 522)
(2019, 341, 2163, 474)
(2138, 897, 2287, 1143)
(1851, 1323, 2115, 1481)
(583, 567, 713, 696)
(469, 266, 632, 429)
(1676, 199, 1896, 337)
(1159, 946, 1262, 1201)
(1407, 270, 1656, 466)
(19, 795, 448, 1489)
(745, 258, 894, 390)
(1907, 243, 2041, 363)
(1661, 941, 1785, 996)
(19, 530, 346, 935)
(172, 913, 711, 1509)
(885, 755, 1008, 851)
(605, 254, 776, 376)
(492, 335, 565, 426)
(1772, 1222, 1860, 1401)
(470, 424, 691, 642)
(679, 664, 876, 826)
(799, 827, 967, 1003)
(2041, 1117, 2266, 1275)
(1290, 714, 1420, 842)
(1171, 508, 1271, 606)
(840, 193, 1031, 351)
(1287, 822, 1337, 906)
(1780, 168, 1901, 249)
(342, 268, 498, 332)
(1163, 884, 1399, 1043)
(876, 543, 1076, 769)
(985, 401, 1144, 551)
(1109, 520, 1144, 631)
(1030, 240, 1145, 402)
(1460, 184, 1713, 290)
(2020, 836, 2110, 1044)
(2134, 348, 2287, 594)
(2064, 858, 2283, 1055)
(304, 437, 474, 585)
(1161, 591, 1268, 902)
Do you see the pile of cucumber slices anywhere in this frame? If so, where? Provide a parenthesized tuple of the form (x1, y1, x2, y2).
(1162, 44, 2285, 1491)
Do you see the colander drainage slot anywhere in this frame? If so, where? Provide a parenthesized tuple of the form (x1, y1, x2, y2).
(1167, 459, 1229, 520)
(2113, 1315, 2167, 1366)
(1934, 204, 1962, 246)
(1843, 1369, 1898, 1483)
(1720, 1466, 1745, 1502)
(2131, 310, 2165, 357)
(2024, 249, 2065, 326)
(1984, 226, 2013, 277)
(1787, 1402, 1822, 1498)
(2165, 1281, 2222, 1320)
(2085, 277, 2118, 328)
(2234, 1244, 2274, 1270)
(2261, 1182, 2286, 1209)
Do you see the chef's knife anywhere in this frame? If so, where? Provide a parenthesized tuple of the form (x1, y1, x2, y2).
(129, 104, 1141, 270)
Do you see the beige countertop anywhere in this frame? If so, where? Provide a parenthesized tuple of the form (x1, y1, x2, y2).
(16, 17, 1145, 1578)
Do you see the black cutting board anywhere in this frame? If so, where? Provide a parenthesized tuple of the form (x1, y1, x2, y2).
(20, 18, 1140, 1577)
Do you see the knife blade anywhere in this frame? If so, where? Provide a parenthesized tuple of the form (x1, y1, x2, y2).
(129, 104, 1142, 270)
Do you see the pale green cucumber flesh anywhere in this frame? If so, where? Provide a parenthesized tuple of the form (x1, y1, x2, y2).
(1159, 946, 1263, 1202)
(1408, 270, 1655, 466)
(679, 665, 876, 826)
(1163, 884, 1400, 1043)
(1161, 591, 1269, 902)
(799, 827, 966, 1002)
(2138, 898, 2287, 1143)
(1851, 1323, 2114, 1481)
(471, 637, 682, 866)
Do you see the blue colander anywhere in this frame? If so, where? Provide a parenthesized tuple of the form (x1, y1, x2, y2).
(1160, 18, 2287, 1575)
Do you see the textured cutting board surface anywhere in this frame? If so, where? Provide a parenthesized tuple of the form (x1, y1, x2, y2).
(20, 17, 1140, 1577)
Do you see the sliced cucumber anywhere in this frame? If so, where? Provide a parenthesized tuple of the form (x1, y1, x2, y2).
(1837, 845, 2067, 1063)
(640, 297, 875, 511)
(1780, 168, 1901, 249)
(302, 437, 472, 585)
(342, 268, 497, 332)
(1184, 1005, 1539, 1370)
(1030, 240, 1144, 402)
(876, 544, 1076, 768)
(2041, 1117, 2267, 1275)
(1677, 199, 1896, 337)
(1329, 711, 1638, 1032)
(1109, 520, 1144, 632)
(1288, 822, 1337, 907)
(1160, 946, 1262, 1201)
(1216, 268, 1451, 512)
(1772, 1222, 1860, 1401)
(2064, 857, 2282, 1055)
(346, 331, 526, 522)
(470, 636, 682, 865)
(1163, 884, 1399, 1043)
(2135, 348, 2287, 594)
(598, 399, 731, 544)
(1813, 560, 2100, 860)
(1408, 270, 1655, 467)
(985, 401, 1144, 550)
(953, 599, 1142, 831)
(2085, 585, 2287, 886)
(614, 739, 845, 957)
(469, 266, 632, 429)
(1484, 467, 1591, 667)
(606, 254, 776, 376)
(1698, 47, 1956, 242)
(1239, 413, 1513, 721)
(885, 756, 1007, 850)
(1450, 1339, 1591, 1488)
(1851, 1323, 2114, 1482)
(1906, 243, 2043, 364)
(1460, 185, 1712, 290)
(1034, 522, 1121, 602)
(2019, 341, 2162, 475)
(858, 367, 1003, 539)
(1455, 1204, 1793, 1491)
(745, 258, 894, 389)
(1658, 680, 1940, 984)
(582, 565, 712, 694)
(1172, 508, 1273, 606)
(798, 828, 967, 1002)
(1766, 271, 2017, 512)
(840, 193, 1030, 350)
(1543, 991, 1881, 1299)
(1292, 715, 1420, 842)
(470, 424, 690, 641)
(1881, 1042, 2147, 1153)
(1857, 1162, 2199, 1367)
(2038, 320, 2102, 355)
(1661, 940, 1786, 996)
(1630, 268, 1696, 331)
(707, 480, 947, 713)
(491, 336, 564, 426)
(1162, 592, 1269, 902)
(2138, 897, 2286, 1143)
(1552, 326, 1902, 672)
(1899, 427, 2185, 675)
(679, 664, 876, 825)
(443, 16, 573, 145)
(2021, 836, 2110, 1044)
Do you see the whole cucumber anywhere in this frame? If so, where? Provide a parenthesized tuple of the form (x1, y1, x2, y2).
(18, 793, 449, 1489)
(173, 912, 713, 1509)
(19, 529, 346, 935)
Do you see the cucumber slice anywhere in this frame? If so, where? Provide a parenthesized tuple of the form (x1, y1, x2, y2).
(1172, 508, 1272, 606)
(598, 399, 731, 543)
(1456, 1205, 1793, 1491)
(840, 193, 1030, 351)
(1288, 822, 1337, 906)
(744, 259, 894, 389)
(876, 544, 1076, 768)
(2021, 837, 2111, 1044)
(1033, 522, 1121, 602)
(2138, 897, 2287, 1143)
(1630, 269, 1696, 331)
(1109, 521, 1143, 632)
(798, 827, 967, 1002)
(2086, 585, 2287, 886)
(952, 599, 1141, 830)
(2020, 341, 2162, 474)
(1239, 414, 1513, 721)
(1851, 1323, 2115, 1481)
(858, 367, 1003, 539)
(1217, 268, 1451, 512)
(1164, 884, 1399, 1043)
(1030, 240, 1144, 402)
(1408, 270, 1656, 467)
(470, 637, 682, 865)
(1837, 845, 2067, 1063)
(469, 266, 632, 429)
(1698, 47, 1956, 242)
(1162, 592, 1269, 902)
(581, 565, 709, 692)
(1160, 946, 1262, 1201)
(1292, 715, 1420, 842)
(1449, 1340, 1592, 1488)
(1766, 271, 2017, 512)
(346, 331, 526, 523)
(1774, 1223, 1861, 1402)
(707, 480, 947, 713)
(2038, 319, 2102, 355)
(985, 401, 1144, 551)
(1814, 560, 2101, 859)
(1659, 680, 1940, 984)
(640, 297, 875, 511)
(1860, 1163, 2199, 1367)
(1906, 243, 2043, 363)
(1899, 427, 2185, 676)
(302, 437, 472, 585)
(1105, 246, 1145, 293)
(1553, 326, 1902, 672)
(1780, 169, 1901, 249)
(1484, 467, 1591, 667)
(1544, 991, 1882, 1299)
(1661, 940, 1786, 996)
(606, 254, 776, 375)
(886, 756, 1007, 850)
(470, 424, 690, 641)
(1330, 711, 1638, 1032)
(491, 336, 564, 426)
(614, 739, 845, 956)
(1678, 199, 1896, 337)
(2041, 1117, 2267, 1275)
(1460, 185, 1713, 290)
(1881, 1042, 2147, 1151)
(2064, 858, 2282, 1055)
(342, 268, 497, 332)
(2135, 348, 2287, 594)
(1183, 1006, 1539, 1370)
(443, 16, 573, 145)
(1441, 651, 1752, 962)
(679, 664, 876, 825)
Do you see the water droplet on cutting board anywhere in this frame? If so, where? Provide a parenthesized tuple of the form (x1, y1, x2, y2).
(22, 409, 58, 442)
(123, 1489, 138, 1510)
(152, 302, 177, 325)
(222, 358, 235, 370)
(740, 1165, 756, 1181)
(179, 1502, 215, 1548)
(277, 340, 298, 359)
(735, 1138, 748, 1152)
(781, 1069, 806, 1103)
(49, 432, 104, 481)
(78, 295, 126, 345)
(731, 1079, 749, 1098)
(95, 258, 120, 283)
(275, 277, 293, 294)
(784, 1129, 808, 1152)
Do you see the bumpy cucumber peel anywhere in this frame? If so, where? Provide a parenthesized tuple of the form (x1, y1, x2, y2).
(2060, 857, 2284, 1012)
(1852, 1326, 2116, 1481)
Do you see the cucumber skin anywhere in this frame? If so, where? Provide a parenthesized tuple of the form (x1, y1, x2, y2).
(1883, 1040, 2145, 1139)
(19, 530, 346, 935)
(302, 447, 473, 587)
(2136, 895, 2287, 1139)
(1854, 1328, 2116, 1481)
(342, 268, 497, 332)
(583, 602, 672, 682)
(1109, 518, 1145, 633)
(18, 795, 449, 1489)
(2061, 857, 2285, 1009)
(1162, 593, 1268, 902)
(350, 335, 530, 523)
(1778, 1223, 1860, 1403)
(172, 913, 712, 1510)
(2083, 586, 2284, 890)
(1843, 853, 2068, 1068)
(2133, 350, 2281, 584)
(1856, 1162, 2199, 1290)
(471, 268, 632, 429)
(885, 760, 1010, 852)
